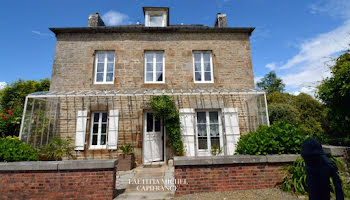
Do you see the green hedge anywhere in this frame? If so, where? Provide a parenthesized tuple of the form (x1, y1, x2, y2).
(0, 136, 39, 162)
(235, 122, 307, 155)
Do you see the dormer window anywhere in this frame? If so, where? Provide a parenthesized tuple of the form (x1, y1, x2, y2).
(143, 7, 169, 27)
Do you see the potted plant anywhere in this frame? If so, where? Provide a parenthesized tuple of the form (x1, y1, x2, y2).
(117, 144, 135, 171)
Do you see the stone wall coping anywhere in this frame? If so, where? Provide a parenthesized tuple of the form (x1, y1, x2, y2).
(0, 159, 118, 171)
(323, 145, 350, 156)
(173, 155, 299, 166)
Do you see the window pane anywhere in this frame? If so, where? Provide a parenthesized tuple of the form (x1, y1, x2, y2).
(211, 138, 220, 148)
(203, 53, 211, 63)
(156, 63, 163, 71)
(156, 72, 163, 82)
(194, 63, 201, 72)
(198, 137, 208, 149)
(150, 15, 163, 27)
(106, 73, 113, 82)
(97, 53, 105, 63)
(197, 112, 206, 123)
(146, 63, 153, 71)
(155, 118, 161, 132)
(96, 73, 104, 82)
(94, 113, 99, 122)
(204, 62, 211, 71)
(147, 113, 153, 132)
(97, 63, 104, 72)
(146, 72, 153, 82)
(197, 124, 207, 136)
(210, 124, 219, 137)
(205, 72, 211, 81)
(107, 63, 114, 72)
(100, 135, 106, 145)
(195, 72, 201, 81)
(209, 112, 218, 123)
(145, 53, 153, 62)
(101, 124, 107, 133)
(156, 53, 163, 63)
(107, 53, 114, 62)
(193, 53, 201, 63)
(102, 113, 107, 122)
(92, 135, 98, 145)
(93, 124, 98, 133)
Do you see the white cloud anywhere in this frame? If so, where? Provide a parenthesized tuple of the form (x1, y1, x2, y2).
(265, 62, 276, 70)
(102, 11, 130, 26)
(32, 30, 54, 37)
(309, 0, 350, 19)
(0, 82, 7, 90)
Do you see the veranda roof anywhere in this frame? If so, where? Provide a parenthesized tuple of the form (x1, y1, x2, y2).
(28, 89, 265, 98)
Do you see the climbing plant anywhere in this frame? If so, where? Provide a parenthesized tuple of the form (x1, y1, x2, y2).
(149, 95, 184, 156)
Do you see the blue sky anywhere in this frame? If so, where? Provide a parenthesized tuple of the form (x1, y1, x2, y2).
(0, 0, 349, 95)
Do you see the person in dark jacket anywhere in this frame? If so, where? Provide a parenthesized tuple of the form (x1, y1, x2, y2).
(301, 138, 344, 200)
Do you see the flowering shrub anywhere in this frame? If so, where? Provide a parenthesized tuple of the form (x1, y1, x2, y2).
(0, 109, 20, 137)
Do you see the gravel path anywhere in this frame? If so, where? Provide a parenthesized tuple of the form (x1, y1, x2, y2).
(172, 188, 303, 200)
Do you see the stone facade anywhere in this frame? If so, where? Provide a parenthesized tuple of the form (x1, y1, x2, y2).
(50, 32, 254, 91)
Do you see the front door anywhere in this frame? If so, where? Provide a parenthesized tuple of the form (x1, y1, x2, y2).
(143, 112, 163, 163)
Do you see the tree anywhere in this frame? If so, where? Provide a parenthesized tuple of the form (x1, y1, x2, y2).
(267, 91, 326, 136)
(0, 79, 50, 137)
(317, 50, 350, 137)
(257, 71, 285, 94)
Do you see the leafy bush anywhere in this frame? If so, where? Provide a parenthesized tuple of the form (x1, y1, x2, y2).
(39, 137, 74, 161)
(282, 156, 350, 198)
(119, 144, 134, 154)
(281, 158, 307, 195)
(268, 103, 299, 125)
(235, 122, 307, 155)
(0, 136, 39, 162)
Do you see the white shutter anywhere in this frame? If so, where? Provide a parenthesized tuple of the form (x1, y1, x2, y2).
(75, 110, 88, 150)
(223, 108, 240, 155)
(179, 108, 195, 156)
(107, 109, 119, 150)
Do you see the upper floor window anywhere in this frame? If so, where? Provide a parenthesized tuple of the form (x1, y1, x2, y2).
(145, 11, 167, 27)
(193, 51, 214, 83)
(144, 51, 165, 83)
(94, 51, 114, 84)
(90, 112, 108, 149)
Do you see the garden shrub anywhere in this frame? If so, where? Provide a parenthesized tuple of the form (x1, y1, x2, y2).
(268, 103, 299, 125)
(0, 136, 39, 162)
(282, 156, 350, 198)
(39, 137, 74, 161)
(235, 122, 307, 155)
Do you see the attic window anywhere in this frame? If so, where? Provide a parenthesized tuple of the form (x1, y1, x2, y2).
(145, 11, 167, 27)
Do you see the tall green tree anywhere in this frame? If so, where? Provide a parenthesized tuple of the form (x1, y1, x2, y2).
(317, 50, 350, 137)
(257, 71, 285, 94)
(0, 79, 50, 137)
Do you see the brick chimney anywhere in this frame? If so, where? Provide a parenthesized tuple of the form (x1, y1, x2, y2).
(214, 13, 227, 28)
(88, 12, 105, 27)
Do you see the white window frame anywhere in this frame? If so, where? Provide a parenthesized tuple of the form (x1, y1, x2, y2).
(195, 110, 223, 156)
(145, 11, 167, 27)
(94, 51, 115, 84)
(89, 112, 108, 149)
(144, 51, 165, 83)
(193, 51, 214, 83)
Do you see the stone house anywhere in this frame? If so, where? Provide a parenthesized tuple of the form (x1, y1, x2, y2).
(19, 7, 269, 165)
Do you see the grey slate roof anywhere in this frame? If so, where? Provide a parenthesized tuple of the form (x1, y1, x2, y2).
(49, 24, 255, 35)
